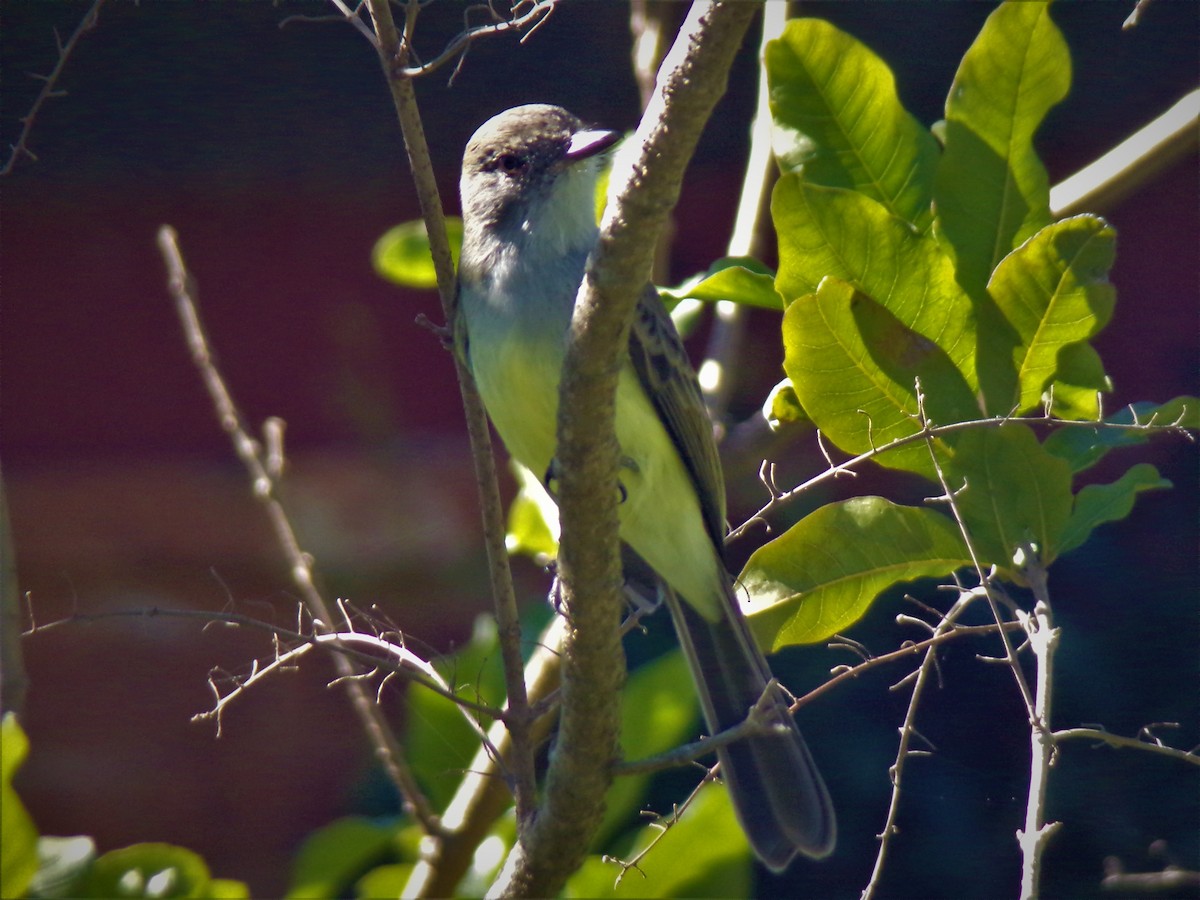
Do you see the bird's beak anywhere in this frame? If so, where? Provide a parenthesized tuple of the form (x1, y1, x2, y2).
(565, 128, 620, 162)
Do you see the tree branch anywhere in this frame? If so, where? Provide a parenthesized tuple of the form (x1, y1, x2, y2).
(361, 0, 539, 826)
(491, 3, 759, 896)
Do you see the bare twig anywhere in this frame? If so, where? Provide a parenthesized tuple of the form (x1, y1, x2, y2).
(861, 585, 987, 900)
(1, 0, 106, 175)
(727, 402, 1195, 543)
(155, 225, 442, 836)
(332, 0, 558, 79)
(1053, 727, 1200, 767)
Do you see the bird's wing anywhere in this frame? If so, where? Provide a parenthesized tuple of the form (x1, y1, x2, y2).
(627, 283, 727, 552)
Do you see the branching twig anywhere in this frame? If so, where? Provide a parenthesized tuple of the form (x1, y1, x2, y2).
(1, 0, 105, 176)
(1053, 727, 1200, 767)
(155, 225, 442, 836)
(331, 0, 558, 80)
(861, 585, 988, 900)
(728, 403, 1194, 543)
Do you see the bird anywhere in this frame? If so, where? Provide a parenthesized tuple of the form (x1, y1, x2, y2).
(454, 103, 835, 870)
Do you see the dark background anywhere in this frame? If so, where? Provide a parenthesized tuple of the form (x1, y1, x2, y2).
(2, 2, 1196, 897)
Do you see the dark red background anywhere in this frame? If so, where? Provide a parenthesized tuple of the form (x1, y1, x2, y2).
(3, 3, 1196, 897)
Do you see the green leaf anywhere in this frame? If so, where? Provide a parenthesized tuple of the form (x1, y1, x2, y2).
(762, 378, 812, 432)
(766, 18, 939, 229)
(506, 462, 559, 564)
(943, 422, 1074, 573)
(80, 843, 222, 899)
(1043, 397, 1200, 473)
(2, 713, 38, 900)
(1058, 463, 1171, 558)
(782, 277, 977, 478)
(983, 216, 1116, 415)
(29, 836, 96, 899)
(934, 0, 1071, 297)
(565, 785, 751, 899)
(287, 817, 400, 899)
(773, 177, 977, 389)
(658, 257, 781, 310)
(1043, 342, 1113, 420)
(355, 864, 413, 900)
(597, 651, 698, 848)
(406, 616, 506, 810)
(372, 218, 463, 289)
(742, 497, 970, 651)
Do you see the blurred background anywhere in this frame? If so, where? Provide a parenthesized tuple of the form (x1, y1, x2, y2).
(2, 2, 1196, 896)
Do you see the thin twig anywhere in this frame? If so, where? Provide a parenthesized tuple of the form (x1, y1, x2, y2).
(727, 402, 1195, 543)
(1053, 727, 1200, 767)
(155, 225, 442, 836)
(1, 0, 106, 175)
(861, 585, 987, 900)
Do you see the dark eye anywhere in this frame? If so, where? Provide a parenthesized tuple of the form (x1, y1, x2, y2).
(498, 153, 526, 173)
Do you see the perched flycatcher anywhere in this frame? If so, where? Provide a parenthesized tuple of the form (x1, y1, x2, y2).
(455, 104, 835, 869)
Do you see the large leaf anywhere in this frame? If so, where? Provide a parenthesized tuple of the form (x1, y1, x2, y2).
(742, 497, 970, 651)
(934, 0, 1070, 298)
(1043, 397, 1200, 473)
(1058, 463, 1171, 558)
(942, 423, 1074, 574)
(982, 216, 1116, 415)
(782, 277, 978, 478)
(565, 785, 750, 899)
(774, 178, 977, 389)
(766, 18, 939, 229)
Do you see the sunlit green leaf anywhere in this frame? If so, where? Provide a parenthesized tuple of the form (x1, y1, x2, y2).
(1043, 397, 1200, 473)
(355, 864, 413, 900)
(742, 497, 970, 650)
(943, 422, 1073, 574)
(29, 836, 95, 900)
(773, 178, 977, 389)
(782, 277, 977, 478)
(372, 218, 463, 289)
(565, 785, 750, 898)
(1, 714, 38, 900)
(506, 463, 560, 564)
(766, 18, 939, 229)
(659, 257, 780, 310)
(934, 0, 1070, 297)
(762, 378, 812, 432)
(982, 216, 1116, 415)
(1058, 463, 1171, 558)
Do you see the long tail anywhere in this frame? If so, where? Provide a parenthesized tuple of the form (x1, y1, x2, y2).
(665, 587, 836, 871)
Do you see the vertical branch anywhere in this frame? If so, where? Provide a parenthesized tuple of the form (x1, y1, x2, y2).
(0, 468, 29, 717)
(1016, 554, 1062, 900)
(490, 3, 760, 897)
(361, 0, 539, 826)
(698, 0, 786, 425)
